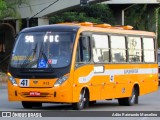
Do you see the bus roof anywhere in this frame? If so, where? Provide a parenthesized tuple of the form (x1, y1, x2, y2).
(21, 24, 80, 33)
(21, 22, 155, 37)
(74, 22, 155, 37)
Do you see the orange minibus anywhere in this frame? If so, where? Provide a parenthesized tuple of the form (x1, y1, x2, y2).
(7, 22, 158, 110)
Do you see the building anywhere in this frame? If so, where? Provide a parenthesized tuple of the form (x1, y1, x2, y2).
(0, 0, 159, 71)
(0, 0, 109, 72)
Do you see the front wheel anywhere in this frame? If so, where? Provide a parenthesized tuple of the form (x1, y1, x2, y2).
(22, 101, 42, 109)
(22, 101, 33, 108)
(72, 89, 89, 110)
(89, 100, 96, 106)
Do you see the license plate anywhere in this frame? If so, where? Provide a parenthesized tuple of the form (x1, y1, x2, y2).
(29, 91, 41, 96)
(19, 79, 29, 87)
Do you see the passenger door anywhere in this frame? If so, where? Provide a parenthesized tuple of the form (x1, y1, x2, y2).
(73, 35, 102, 101)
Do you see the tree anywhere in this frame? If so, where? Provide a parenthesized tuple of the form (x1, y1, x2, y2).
(125, 5, 149, 30)
(49, 4, 116, 25)
(50, 12, 101, 24)
(79, 4, 116, 24)
(125, 4, 160, 47)
(0, 0, 30, 20)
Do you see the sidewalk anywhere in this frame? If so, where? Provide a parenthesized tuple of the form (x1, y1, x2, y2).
(0, 82, 7, 89)
(0, 72, 7, 89)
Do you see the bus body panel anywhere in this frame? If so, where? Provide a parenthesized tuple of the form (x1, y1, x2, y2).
(72, 64, 158, 102)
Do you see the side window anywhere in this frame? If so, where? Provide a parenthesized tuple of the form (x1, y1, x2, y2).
(143, 38, 155, 62)
(110, 35, 126, 62)
(76, 36, 91, 63)
(92, 34, 109, 63)
(128, 37, 142, 62)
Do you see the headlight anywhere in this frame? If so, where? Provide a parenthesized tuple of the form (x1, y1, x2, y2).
(7, 72, 18, 86)
(54, 75, 69, 87)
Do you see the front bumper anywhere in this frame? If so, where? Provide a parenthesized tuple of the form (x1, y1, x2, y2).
(8, 81, 73, 103)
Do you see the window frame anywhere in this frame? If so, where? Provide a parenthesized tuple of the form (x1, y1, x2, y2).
(91, 33, 110, 63)
(127, 36, 142, 63)
(75, 34, 91, 64)
(142, 37, 156, 63)
(109, 34, 127, 63)
(75, 31, 157, 67)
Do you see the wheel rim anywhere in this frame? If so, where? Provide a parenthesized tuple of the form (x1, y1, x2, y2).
(130, 89, 136, 104)
(78, 90, 86, 108)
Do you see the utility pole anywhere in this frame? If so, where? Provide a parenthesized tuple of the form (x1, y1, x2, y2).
(156, 7, 160, 40)
(26, 0, 59, 27)
(122, 4, 136, 26)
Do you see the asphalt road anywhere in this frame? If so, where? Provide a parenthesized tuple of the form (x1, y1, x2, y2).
(0, 85, 160, 120)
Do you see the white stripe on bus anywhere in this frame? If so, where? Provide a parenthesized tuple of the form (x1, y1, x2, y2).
(78, 68, 158, 83)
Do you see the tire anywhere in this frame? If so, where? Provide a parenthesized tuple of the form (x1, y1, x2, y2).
(118, 87, 138, 106)
(22, 101, 33, 109)
(118, 98, 125, 106)
(89, 101, 96, 106)
(72, 89, 89, 110)
(22, 101, 42, 109)
(33, 102, 42, 107)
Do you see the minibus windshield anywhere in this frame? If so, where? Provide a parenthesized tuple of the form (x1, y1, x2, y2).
(10, 31, 75, 69)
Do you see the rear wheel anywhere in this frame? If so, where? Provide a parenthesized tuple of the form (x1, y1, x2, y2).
(118, 87, 138, 106)
(72, 88, 89, 110)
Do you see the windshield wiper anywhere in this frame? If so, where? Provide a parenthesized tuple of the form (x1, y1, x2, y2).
(38, 41, 53, 69)
(21, 42, 38, 69)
